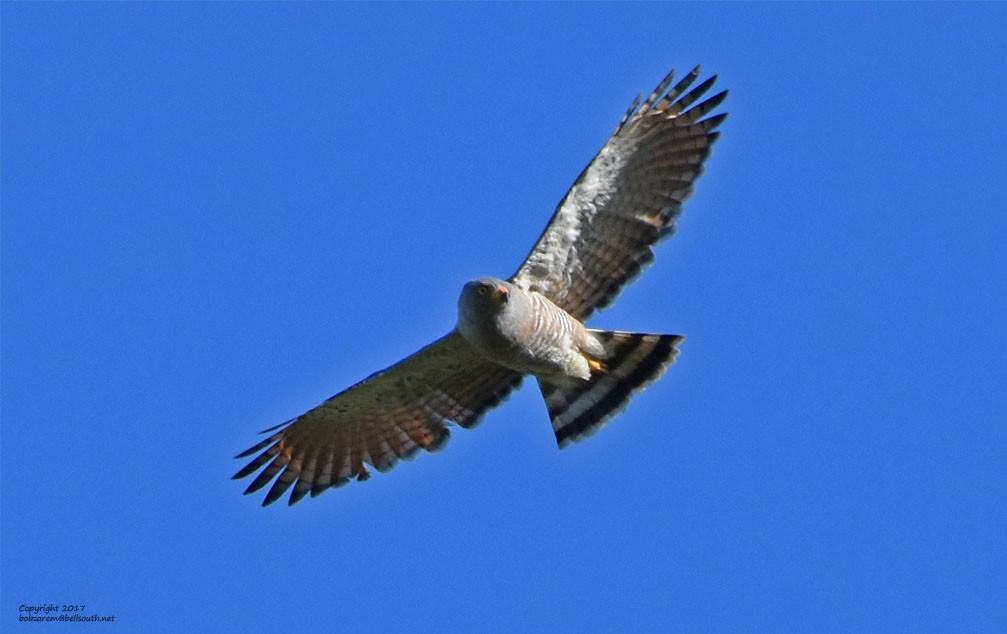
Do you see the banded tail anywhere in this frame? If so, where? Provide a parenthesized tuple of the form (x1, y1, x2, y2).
(538, 331, 684, 448)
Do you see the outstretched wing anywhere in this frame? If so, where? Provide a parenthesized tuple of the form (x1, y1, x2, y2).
(233, 331, 522, 506)
(511, 67, 727, 321)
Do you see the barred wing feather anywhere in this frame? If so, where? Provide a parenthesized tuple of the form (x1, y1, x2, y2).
(511, 67, 727, 321)
(233, 332, 521, 506)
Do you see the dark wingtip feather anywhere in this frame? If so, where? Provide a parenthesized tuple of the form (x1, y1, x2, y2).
(258, 417, 295, 434)
(670, 66, 701, 98)
(619, 93, 643, 130)
(232, 443, 281, 480)
(702, 112, 729, 133)
(232, 463, 260, 481)
(288, 482, 311, 506)
(262, 475, 296, 507)
(694, 89, 728, 118)
(234, 434, 277, 460)
(310, 477, 349, 498)
(646, 69, 678, 108)
(677, 75, 718, 111)
(243, 454, 288, 495)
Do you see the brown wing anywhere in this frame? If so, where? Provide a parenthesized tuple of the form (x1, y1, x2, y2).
(511, 67, 727, 321)
(233, 331, 522, 506)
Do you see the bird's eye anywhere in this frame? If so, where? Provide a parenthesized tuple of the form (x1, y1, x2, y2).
(477, 286, 488, 296)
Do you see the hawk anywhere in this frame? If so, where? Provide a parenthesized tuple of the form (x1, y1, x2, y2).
(234, 67, 727, 506)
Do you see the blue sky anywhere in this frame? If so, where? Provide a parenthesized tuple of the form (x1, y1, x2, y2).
(3, 3, 1004, 632)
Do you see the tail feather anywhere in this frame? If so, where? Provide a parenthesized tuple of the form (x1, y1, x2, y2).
(538, 331, 683, 448)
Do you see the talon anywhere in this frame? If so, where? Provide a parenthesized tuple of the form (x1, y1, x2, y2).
(587, 358, 607, 373)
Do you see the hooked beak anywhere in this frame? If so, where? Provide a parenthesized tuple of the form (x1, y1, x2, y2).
(496, 284, 509, 302)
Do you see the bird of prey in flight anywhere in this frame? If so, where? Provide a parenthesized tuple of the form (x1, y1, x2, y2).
(234, 67, 727, 506)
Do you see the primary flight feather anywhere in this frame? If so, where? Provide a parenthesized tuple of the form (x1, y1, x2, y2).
(234, 67, 727, 506)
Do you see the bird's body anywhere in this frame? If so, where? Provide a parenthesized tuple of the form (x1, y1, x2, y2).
(234, 67, 728, 506)
(457, 278, 598, 383)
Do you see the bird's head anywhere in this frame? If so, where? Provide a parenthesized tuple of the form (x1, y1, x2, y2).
(461, 277, 511, 309)
(456, 277, 518, 354)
